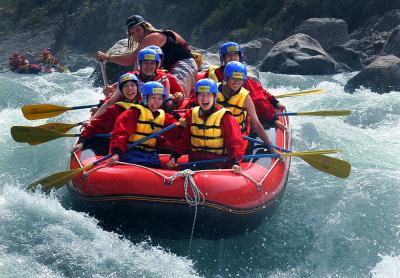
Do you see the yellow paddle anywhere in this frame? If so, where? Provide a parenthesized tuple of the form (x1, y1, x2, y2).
(22, 103, 97, 120)
(274, 89, 325, 98)
(10, 126, 107, 145)
(37, 122, 84, 133)
(178, 150, 350, 178)
(300, 154, 351, 178)
(277, 110, 351, 117)
(26, 122, 181, 193)
(243, 136, 351, 178)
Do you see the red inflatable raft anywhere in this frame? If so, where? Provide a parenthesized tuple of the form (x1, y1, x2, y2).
(67, 116, 291, 234)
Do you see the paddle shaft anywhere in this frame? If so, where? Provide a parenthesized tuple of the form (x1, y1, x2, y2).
(274, 89, 325, 99)
(276, 110, 351, 117)
(79, 122, 179, 166)
(243, 136, 287, 152)
(78, 122, 180, 166)
(69, 104, 97, 110)
(100, 60, 108, 89)
(179, 136, 311, 167)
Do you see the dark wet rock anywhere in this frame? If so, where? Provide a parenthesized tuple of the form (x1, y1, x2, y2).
(259, 33, 337, 75)
(381, 25, 400, 57)
(345, 9, 400, 56)
(327, 46, 367, 71)
(240, 38, 275, 65)
(344, 55, 400, 94)
(58, 53, 97, 72)
(60, 1, 137, 53)
(293, 18, 349, 50)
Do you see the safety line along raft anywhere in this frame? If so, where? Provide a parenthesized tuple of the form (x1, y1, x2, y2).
(67, 116, 291, 233)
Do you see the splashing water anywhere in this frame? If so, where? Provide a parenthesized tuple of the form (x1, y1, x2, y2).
(0, 69, 399, 277)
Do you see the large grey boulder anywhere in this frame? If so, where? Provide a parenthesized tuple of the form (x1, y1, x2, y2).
(381, 25, 400, 57)
(240, 38, 275, 65)
(58, 53, 97, 72)
(344, 55, 400, 94)
(293, 18, 349, 50)
(259, 33, 337, 75)
(327, 46, 367, 71)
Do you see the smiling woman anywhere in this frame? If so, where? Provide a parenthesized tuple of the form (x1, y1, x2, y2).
(167, 78, 244, 173)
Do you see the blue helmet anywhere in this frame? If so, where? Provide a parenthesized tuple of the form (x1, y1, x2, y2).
(141, 81, 166, 105)
(137, 48, 160, 70)
(145, 45, 164, 61)
(195, 78, 218, 95)
(219, 42, 243, 65)
(223, 61, 247, 81)
(118, 72, 139, 92)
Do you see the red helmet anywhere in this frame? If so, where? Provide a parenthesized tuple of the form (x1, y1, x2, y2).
(42, 48, 52, 54)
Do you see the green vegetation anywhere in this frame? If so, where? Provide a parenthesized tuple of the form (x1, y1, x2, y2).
(1, 0, 399, 48)
(1, 0, 80, 32)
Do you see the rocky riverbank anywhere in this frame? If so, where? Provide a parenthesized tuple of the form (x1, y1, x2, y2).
(1, 1, 399, 93)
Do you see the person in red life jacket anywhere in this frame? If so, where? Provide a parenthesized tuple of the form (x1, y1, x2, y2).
(166, 78, 244, 174)
(71, 73, 140, 154)
(9, 52, 41, 74)
(92, 48, 184, 119)
(201, 42, 286, 129)
(38, 48, 60, 73)
(39, 48, 59, 66)
(96, 15, 197, 97)
(108, 81, 181, 168)
(217, 61, 275, 151)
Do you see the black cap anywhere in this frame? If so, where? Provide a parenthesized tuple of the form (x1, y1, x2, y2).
(126, 15, 145, 30)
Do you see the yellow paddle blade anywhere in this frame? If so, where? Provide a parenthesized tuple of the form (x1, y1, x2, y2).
(280, 149, 339, 157)
(37, 122, 81, 133)
(274, 89, 325, 98)
(26, 164, 94, 193)
(10, 126, 76, 145)
(300, 154, 351, 178)
(296, 110, 351, 116)
(22, 104, 70, 120)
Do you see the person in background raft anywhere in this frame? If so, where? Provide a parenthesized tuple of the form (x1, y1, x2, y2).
(96, 15, 197, 98)
(167, 78, 244, 174)
(38, 48, 60, 73)
(40, 48, 58, 66)
(8, 52, 41, 74)
(108, 81, 182, 168)
(71, 73, 140, 154)
(92, 48, 184, 119)
(199, 42, 286, 129)
(217, 61, 275, 152)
